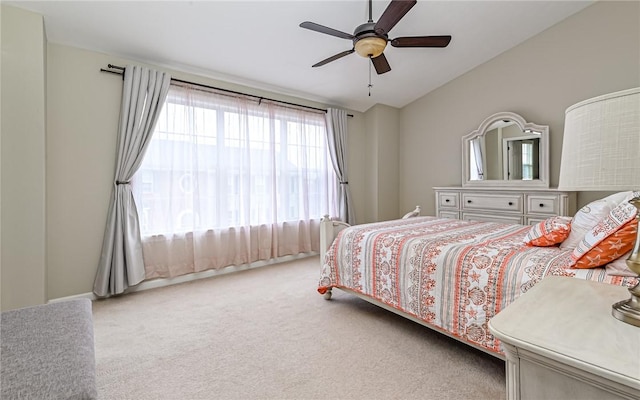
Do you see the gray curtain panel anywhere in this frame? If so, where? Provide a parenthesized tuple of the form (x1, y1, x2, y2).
(471, 137, 484, 180)
(93, 65, 171, 297)
(326, 108, 355, 224)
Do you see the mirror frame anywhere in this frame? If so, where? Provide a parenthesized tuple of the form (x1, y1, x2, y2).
(462, 111, 549, 188)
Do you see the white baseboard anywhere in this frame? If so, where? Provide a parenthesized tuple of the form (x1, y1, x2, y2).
(48, 252, 318, 304)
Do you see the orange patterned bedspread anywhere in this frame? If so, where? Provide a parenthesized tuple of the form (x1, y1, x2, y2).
(318, 216, 637, 355)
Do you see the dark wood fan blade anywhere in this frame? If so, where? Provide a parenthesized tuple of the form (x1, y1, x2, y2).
(300, 21, 354, 40)
(374, 0, 417, 35)
(312, 49, 355, 67)
(391, 35, 452, 48)
(371, 53, 391, 75)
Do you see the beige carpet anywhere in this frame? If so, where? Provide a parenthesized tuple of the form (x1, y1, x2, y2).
(93, 256, 505, 400)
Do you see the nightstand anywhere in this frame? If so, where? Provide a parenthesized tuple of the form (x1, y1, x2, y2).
(489, 276, 640, 400)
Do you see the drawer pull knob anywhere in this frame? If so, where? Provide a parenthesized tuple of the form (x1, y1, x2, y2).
(445, 199, 450, 203)
(508, 202, 513, 206)
(539, 203, 544, 207)
(467, 200, 472, 203)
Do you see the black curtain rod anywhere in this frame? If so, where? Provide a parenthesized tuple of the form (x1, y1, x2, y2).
(100, 64, 353, 117)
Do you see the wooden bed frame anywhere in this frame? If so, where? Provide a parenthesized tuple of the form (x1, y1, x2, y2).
(318, 211, 505, 360)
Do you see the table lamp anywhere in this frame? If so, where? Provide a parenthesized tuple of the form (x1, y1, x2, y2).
(558, 87, 640, 326)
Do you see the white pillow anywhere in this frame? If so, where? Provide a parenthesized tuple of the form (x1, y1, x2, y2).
(605, 251, 637, 277)
(560, 191, 635, 250)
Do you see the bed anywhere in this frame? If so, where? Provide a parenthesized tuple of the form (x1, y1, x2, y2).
(318, 212, 638, 359)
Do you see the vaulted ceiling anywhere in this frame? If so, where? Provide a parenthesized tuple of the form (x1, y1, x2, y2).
(8, 1, 592, 112)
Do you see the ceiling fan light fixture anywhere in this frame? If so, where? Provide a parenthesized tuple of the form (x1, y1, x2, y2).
(354, 37, 387, 58)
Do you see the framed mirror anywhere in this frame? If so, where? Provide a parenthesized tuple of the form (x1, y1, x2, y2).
(462, 111, 549, 188)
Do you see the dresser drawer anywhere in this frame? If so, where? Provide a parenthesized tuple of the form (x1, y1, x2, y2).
(461, 193, 523, 213)
(438, 211, 460, 220)
(526, 195, 559, 216)
(462, 212, 523, 225)
(438, 192, 459, 209)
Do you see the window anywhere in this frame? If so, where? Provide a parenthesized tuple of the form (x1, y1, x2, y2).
(133, 85, 337, 237)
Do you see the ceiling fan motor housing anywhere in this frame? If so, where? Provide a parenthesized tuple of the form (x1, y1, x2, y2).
(353, 22, 388, 58)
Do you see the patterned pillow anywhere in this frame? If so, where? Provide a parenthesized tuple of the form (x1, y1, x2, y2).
(571, 200, 638, 269)
(523, 216, 572, 247)
(560, 191, 635, 250)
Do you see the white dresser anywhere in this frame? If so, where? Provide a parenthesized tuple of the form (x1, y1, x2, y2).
(489, 276, 640, 400)
(433, 187, 576, 225)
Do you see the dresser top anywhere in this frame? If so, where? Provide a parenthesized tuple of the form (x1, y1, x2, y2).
(489, 276, 640, 388)
(433, 186, 572, 193)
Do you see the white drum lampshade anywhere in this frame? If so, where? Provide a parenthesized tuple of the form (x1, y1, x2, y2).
(558, 87, 640, 191)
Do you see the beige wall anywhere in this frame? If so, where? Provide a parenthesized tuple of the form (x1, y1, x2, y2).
(345, 112, 367, 225)
(399, 1, 640, 216)
(1, 6, 47, 310)
(45, 44, 365, 299)
(46, 45, 122, 300)
(363, 104, 400, 223)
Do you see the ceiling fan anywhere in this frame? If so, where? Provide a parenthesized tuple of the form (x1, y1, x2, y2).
(300, 0, 451, 75)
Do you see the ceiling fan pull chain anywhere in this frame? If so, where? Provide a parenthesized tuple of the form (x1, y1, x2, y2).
(368, 57, 373, 96)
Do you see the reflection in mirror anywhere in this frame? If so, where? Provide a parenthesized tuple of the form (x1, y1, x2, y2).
(462, 112, 549, 188)
(503, 136, 539, 180)
(470, 121, 541, 181)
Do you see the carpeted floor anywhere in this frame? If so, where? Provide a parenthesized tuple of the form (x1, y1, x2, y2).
(92, 256, 506, 400)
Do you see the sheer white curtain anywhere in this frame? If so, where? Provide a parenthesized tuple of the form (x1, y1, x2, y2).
(132, 84, 338, 279)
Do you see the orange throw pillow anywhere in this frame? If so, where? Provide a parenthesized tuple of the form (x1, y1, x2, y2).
(572, 219, 637, 269)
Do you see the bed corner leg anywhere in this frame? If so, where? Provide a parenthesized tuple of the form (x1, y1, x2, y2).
(323, 289, 332, 300)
